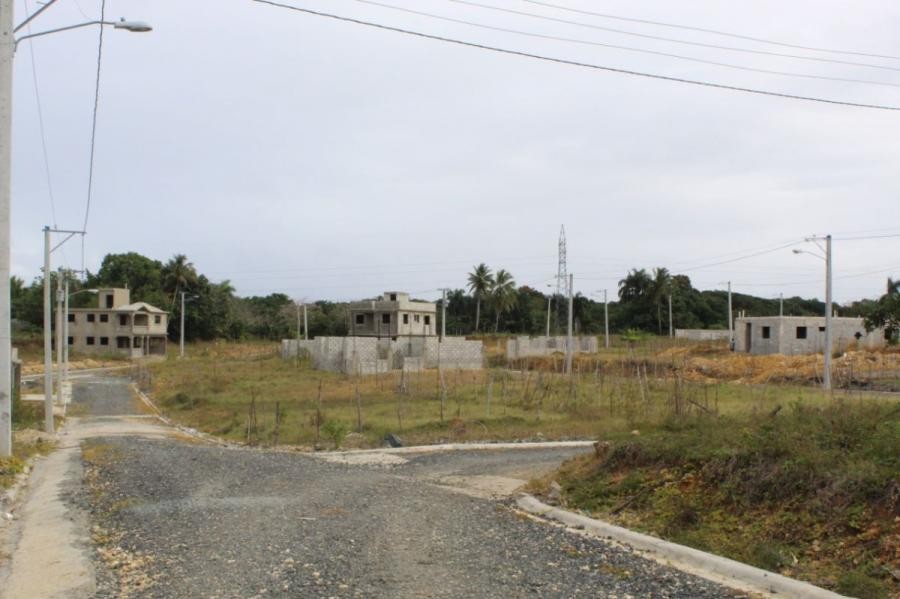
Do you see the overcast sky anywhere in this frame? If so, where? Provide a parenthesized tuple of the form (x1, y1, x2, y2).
(9, 0, 900, 305)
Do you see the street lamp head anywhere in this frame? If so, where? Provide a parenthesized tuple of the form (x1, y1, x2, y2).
(792, 249, 803, 254)
(114, 18, 153, 32)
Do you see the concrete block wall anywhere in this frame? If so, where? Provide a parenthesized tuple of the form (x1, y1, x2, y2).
(674, 329, 731, 342)
(506, 336, 598, 359)
(734, 316, 885, 356)
(281, 336, 484, 373)
(423, 337, 484, 370)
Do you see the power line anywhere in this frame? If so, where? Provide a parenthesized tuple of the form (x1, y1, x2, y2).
(519, 0, 900, 62)
(21, 0, 57, 228)
(83, 0, 106, 232)
(676, 240, 805, 273)
(251, 0, 900, 111)
(832, 233, 900, 241)
(444, 0, 900, 74)
(351, 0, 900, 89)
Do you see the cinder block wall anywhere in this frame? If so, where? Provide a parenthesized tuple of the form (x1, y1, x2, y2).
(507, 335, 598, 359)
(281, 336, 484, 372)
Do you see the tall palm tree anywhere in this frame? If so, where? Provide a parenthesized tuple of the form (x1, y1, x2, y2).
(618, 268, 652, 301)
(491, 269, 517, 332)
(162, 254, 198, 307)
(467, 263, 493, 333)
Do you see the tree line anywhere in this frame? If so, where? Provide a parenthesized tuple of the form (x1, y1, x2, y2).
(9, 252, 896, 341)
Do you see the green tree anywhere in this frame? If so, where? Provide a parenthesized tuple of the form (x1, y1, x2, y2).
(490, 269, 517, 332)
(162, 254, 199, 307)
(467, 263, 493, 333)
(864, 278, 900, 343)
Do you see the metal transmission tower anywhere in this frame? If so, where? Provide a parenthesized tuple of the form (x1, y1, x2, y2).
(557, 225, 567, 296)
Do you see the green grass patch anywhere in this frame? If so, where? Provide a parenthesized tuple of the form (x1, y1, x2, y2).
(546, 401, 899, 598)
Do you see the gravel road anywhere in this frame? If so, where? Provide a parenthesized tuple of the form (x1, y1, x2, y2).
(72, 377, 743, 598)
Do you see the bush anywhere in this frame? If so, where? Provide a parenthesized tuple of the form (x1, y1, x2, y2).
(321, 420, 349, 449)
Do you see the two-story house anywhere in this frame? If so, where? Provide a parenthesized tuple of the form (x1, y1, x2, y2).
(67, 288, 169, 358)
(348, 292, 436, 338)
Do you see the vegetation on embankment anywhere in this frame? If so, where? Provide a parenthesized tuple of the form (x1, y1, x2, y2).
(1, 402, 56, 489)
(532, 401, 900, 599)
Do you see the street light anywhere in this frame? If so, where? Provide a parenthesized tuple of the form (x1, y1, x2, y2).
(0, 2, 152, 452)
(793, 236, 833, 391)
(544, 284, 553, 337)
(590, 290, 610, 349)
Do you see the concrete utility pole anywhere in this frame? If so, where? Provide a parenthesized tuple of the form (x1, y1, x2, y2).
(62, 274, 69, 384)
(727, 281, 733, 351)
(42, 228, 52, 432)
(440, 288, 447, 341)
(603, 289, 609, 349)
(179, 291, 186, 358)
(55, 270, 63, 407)
(668, 293, 673, 338)
(545, 295, 551, 337)
(303, 303, 308, 340)
(824, 235, 833, 391)
(565, 274, 573, 375)
(0, 0, 11, 456)
(779, 292, 784, 317)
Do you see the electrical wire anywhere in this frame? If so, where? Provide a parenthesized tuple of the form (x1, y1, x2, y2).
(21, 0, 57, 228)
(444, 0, 900, 73)
(350, 0, 900, 89)
(833, 233, 900, 241)
(676, 240, 805, 273)
(82, 0, 105, 233)
(251, 0, 900, 111)
(519, 0, 900, 62)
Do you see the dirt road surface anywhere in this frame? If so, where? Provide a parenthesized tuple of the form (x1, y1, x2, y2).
(3, 376, 743, 598)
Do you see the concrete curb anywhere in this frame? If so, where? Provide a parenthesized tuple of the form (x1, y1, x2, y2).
(516, 494, 848, 599)
(328, 440, 597, 456)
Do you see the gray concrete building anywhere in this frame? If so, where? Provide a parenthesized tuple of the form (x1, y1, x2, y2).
(734, 316, 884, 355)
(67, 288, 168, 358)
(348, 292, 437, 338)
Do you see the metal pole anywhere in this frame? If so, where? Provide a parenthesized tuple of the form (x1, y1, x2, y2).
(0, 0, 12, 455)
(668, 293, 673, 338)
(179, 291, 185, 358)
(727, 281, 733, 351)
(565, 273, 573, 375)
(545, 295, 551, 337)
(824, 234, 832, 391)
(55, 270, 62, 406)
(63, 274, 69, 385)
(42, 227, 52, 432)
(603, 290, 610, 349)
(440, 288, 446, 342)
(303, 303, 308, 340)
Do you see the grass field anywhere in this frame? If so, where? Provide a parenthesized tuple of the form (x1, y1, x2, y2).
(145, 341, 858, 449)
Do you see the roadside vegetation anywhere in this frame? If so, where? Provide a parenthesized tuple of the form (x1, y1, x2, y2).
(1, 401, 55, 489)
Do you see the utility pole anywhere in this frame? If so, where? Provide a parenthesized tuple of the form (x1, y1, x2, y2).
(779, 292, 784, 317)
(727, 281, 733, 351)
(440, 288, 447, 341)
(668, 293, 673, 338)
(55, 270, 63, 407)
(179, 291, 186, 358)
(603, 289, 609, 349)
(565, 274, 573, 375)
(824, 234, 832, 391)
(42, 227, 52, 432)
(303, 303, 308, 340)
(62, 273, 70, 385)
(545, 294, 551, 337)
(0, 0, 11, 456)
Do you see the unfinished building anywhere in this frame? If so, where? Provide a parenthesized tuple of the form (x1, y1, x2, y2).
(734, 316, 884, 355)
(506, 336, 598, 360)
(67, 288, 168, 358)
(348, 292, 437, 338)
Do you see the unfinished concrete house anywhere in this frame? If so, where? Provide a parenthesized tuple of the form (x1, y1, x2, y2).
(67, 288, 168, 358)
(734, 316, 884, 355)
(506, 336, 598, 359)
(348, 292, 436, 339)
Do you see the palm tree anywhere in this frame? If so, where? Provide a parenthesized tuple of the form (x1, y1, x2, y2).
(467, 263, 493, 333)
(618, 268, 652, 301)
(162, 254, 198, 307)
(491, 269, 517, 332)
